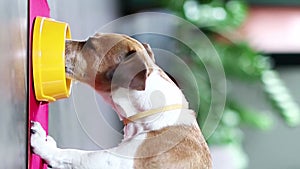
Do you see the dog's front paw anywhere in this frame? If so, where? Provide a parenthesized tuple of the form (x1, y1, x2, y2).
(31, 121, 57, 158)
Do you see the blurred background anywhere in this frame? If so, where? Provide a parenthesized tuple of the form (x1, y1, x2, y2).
(0, 0, 300, 169)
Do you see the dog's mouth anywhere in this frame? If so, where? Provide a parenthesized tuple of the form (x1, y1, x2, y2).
(65, 55, 77, 80)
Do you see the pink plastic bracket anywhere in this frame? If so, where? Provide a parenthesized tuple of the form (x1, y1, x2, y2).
(28, 0, 50, 169)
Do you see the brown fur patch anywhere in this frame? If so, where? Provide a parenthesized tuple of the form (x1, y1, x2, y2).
(65, 33, 156, 92)
(134, 125, 212, 169)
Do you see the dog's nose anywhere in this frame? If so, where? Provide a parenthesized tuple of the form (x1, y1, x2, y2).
(65, 66, 73, 74)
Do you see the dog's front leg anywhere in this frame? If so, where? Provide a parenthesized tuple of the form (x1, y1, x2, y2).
(31, 121, 122, 169)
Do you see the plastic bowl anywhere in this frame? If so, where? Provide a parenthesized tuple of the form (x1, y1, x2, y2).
(32, 16, 72, 102)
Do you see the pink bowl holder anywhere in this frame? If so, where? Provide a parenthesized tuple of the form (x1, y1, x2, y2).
(28, 0, 50, 168)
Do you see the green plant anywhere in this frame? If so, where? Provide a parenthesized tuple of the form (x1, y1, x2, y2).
(164, 0, 300, 167)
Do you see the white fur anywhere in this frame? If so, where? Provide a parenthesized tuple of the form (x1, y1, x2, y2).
(112, 70, 196, 139)
(31, 121, 145, 169)
(31, 70, 197, 169)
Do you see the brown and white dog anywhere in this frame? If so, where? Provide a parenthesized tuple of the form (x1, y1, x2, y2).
(31, 33, 212, 169)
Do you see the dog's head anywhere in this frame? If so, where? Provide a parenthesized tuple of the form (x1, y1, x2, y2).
(65, 33, 156, 93)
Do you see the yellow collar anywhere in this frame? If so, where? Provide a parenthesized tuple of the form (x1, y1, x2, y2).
(123, 104, 185, 125)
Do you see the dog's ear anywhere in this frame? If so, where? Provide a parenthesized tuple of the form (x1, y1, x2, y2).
(142, 43, 155, 62)
(112, 51, 149, 91)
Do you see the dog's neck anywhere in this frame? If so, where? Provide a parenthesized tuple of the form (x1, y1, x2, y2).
(106, 70, 197, 140)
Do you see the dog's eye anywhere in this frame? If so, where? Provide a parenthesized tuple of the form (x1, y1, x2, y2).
(106, 69, 115, 80)
(123, 50, 136, 61)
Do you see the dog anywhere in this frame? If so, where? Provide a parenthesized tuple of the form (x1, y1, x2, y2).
(31, 33, 212, 169)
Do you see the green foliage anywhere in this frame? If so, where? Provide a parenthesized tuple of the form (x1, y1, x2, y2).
(163, 0, 300, 144)
(167, 0, 248, 30)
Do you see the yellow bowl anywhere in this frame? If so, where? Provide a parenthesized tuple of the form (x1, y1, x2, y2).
(32, 16, 72, 102)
